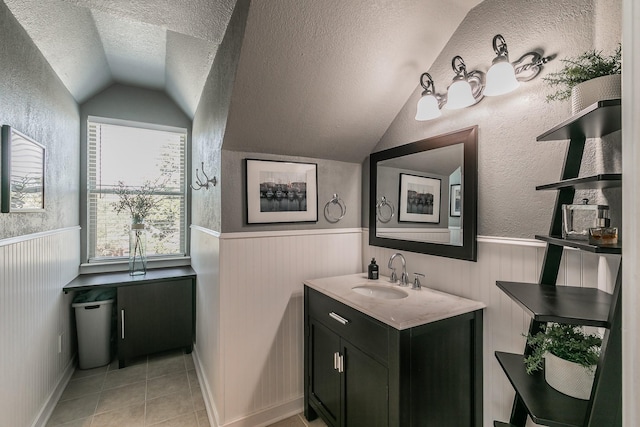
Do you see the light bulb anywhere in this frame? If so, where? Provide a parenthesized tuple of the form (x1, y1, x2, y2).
(445, 80, 476, 109)
(415, 94, 442, 120)
(484, 61, 519, 96)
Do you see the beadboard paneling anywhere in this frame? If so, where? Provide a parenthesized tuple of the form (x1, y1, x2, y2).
(0, 227, 80, 427)
(191, 227, 362, 426)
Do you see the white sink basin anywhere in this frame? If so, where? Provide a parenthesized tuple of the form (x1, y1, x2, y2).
(351, 285, 408, 300)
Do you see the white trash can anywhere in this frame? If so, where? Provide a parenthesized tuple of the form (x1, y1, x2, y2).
(72, 299, 114, 369)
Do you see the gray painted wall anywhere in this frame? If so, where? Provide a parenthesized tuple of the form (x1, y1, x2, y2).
(369, 0, 622, 239)
(0, 1, 80, 239)
(191, 0, 251, 233)
(78, 83, 192, 262)
(221, 150, 361, 232)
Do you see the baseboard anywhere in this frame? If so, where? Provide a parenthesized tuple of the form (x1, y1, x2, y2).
(191, 345, 304, 427)
(223, 397, 304, 427)
(31, 356, 76, 427)
(191, 346, 221, 427)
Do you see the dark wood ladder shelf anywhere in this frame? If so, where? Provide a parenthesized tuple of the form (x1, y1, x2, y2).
(496, 352, 589, 427)
(534, 235, 622, 254)
(536, 99, 621, 141)
(493, 99, 622, 427)
(496, 281, 612, 328)
(535, 174, 621, 191)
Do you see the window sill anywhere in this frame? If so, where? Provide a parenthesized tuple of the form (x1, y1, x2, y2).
(79, 256, 191, 275)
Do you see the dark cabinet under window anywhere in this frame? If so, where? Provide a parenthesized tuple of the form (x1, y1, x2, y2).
(117, 279, 193, 367)
(63, 266, 196, 369)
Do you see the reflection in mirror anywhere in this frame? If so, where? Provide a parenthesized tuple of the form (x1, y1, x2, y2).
(369, 126, 477, 261)
(1, 126, 46, 213)
(376, 143, 463, 245)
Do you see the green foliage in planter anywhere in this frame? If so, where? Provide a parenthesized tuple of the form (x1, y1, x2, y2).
(543, 44, 622, 102)
(524, 323, 602, 375)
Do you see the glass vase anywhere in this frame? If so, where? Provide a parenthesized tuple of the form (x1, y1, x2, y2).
(129, 223, 147, 275)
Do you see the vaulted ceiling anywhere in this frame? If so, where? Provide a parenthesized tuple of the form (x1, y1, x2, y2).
(5, 0, 483, 163)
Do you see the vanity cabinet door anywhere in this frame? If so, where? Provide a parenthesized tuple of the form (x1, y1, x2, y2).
(343, 340, 388, 427)
(308, 319, 341, 426)
(117, 279, 193, 367)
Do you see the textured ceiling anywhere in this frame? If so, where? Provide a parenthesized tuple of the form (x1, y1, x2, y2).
(4, 0, 234, 117)
(5, 0, 483, 163)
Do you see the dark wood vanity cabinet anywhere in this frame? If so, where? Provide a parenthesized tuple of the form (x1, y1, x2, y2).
(304, 286, 483, 427)
(117, 278, 193, 367)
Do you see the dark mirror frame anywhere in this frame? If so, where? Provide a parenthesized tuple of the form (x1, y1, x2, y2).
(369, 126, 478, 261)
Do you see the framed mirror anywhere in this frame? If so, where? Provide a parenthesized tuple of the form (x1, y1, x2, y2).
(369, 126, 477, 261)
(1, 125, 46, 213)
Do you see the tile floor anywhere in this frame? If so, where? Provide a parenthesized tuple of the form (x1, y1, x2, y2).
(47, 349, 326, 427)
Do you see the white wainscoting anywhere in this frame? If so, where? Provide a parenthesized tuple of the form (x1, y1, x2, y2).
(190, 227, 362, 427)
(0, 227, 80, 427)
(191, 226, 619, 427)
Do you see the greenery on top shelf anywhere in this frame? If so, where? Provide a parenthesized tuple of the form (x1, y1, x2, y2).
(524, 323, 602, 375)
(543, 44, 622, 102)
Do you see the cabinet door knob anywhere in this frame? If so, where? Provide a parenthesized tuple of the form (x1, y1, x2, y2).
(334, 352, 340, 370)
(329, 312, 349, 325)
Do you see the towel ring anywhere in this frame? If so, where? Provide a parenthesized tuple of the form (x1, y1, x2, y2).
(324, 194, 347, 223)
(376, 197, 395, 223)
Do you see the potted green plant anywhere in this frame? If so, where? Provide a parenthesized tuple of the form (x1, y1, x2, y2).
(543, 44, 621, 113)
(524, 323, 602, 400)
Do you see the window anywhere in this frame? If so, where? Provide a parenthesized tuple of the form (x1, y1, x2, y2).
(87, 117, 187, 262)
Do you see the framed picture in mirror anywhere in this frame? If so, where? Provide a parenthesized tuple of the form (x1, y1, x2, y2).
(1, 125, 45, 213)
(450, 184, 461, 217)
(398, 173, 441, 223)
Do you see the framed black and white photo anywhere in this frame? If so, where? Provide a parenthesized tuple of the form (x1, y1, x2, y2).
(450, 184, 461, 217)
(1, 125, 45, 213)
(398, 173, 440, 223)
(245, 158, 318, 224)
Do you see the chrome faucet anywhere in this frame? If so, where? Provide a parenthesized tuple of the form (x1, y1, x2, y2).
(388, 253, 409, 286)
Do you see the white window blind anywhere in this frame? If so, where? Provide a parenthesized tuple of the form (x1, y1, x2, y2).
(87, 118, 187, 261)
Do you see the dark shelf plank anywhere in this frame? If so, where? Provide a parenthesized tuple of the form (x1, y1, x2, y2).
(493, 422, 515, 427)
(63, 266, 196, 293)
(495, 352, 588, 427)
(496, 281, 612, 328)
(537, 99, 621, 141)
(535, 235, 622, 254)
(536, 174, 622, 191)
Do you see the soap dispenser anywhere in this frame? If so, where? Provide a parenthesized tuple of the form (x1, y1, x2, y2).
(367, 258, 379, 280)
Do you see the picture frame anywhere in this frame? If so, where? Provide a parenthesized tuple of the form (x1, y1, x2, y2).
(450, 184, 461, 217)
(245, 158, 318, 224)
(1, 125, 45, 213)
(398, 173, 440, 223)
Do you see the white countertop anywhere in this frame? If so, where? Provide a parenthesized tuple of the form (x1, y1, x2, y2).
(304, 273, 486, 330)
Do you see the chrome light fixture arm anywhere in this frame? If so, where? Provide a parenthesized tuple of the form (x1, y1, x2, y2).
(419, 72, 446, 108)
(512, 51, 554, 82)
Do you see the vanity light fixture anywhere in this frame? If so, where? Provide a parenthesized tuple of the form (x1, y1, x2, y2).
(415, 73, 443, 121)
(443, 56, 484, 110)
(414, 34, 553, 120)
